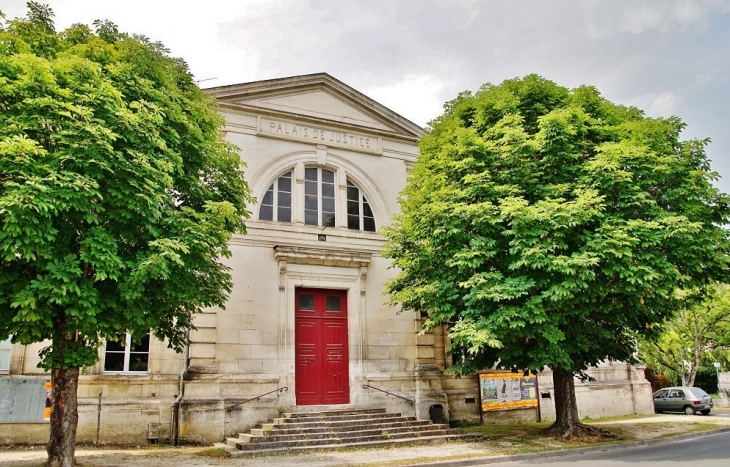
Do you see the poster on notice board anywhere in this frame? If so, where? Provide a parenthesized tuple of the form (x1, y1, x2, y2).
(479, 371, 538, 412)
(44, 380, 52, 420)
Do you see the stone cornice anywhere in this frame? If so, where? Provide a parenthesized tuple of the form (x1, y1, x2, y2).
(273, 245, 372, 268)
(218, 102, 420, 143)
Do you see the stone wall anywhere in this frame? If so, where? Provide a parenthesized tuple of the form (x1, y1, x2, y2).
(443, 363, 654, 426)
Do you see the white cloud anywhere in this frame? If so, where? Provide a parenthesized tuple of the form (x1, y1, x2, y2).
(364, 74, 452, 128)
(626, 92, 684, 118)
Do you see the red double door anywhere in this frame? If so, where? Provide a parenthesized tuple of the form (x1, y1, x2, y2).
(295, 288, 350, 405)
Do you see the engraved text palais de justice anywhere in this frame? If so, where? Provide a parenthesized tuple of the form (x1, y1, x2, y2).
(264, 119, 376, 151)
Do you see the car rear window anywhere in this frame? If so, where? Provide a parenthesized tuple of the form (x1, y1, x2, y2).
(689, 388, 708, 397)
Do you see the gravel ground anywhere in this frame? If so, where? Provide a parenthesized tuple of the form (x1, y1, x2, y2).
(3, 414, 729, 467)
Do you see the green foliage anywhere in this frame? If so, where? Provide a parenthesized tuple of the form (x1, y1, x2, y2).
(0, 3, 253, 370)
(384, 74, 730, 378)
(692, 368, 720, 394)
(639, 284, 730, 387)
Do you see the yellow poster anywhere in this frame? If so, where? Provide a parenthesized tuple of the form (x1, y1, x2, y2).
(44, 381, 52, 421)
(479, 372, 538, 412)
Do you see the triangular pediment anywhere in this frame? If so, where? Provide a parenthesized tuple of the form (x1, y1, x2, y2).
(238, 89, 394, 131)
(204, 73, 424, 139)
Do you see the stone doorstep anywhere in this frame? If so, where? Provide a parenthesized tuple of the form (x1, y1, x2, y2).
(285, 408, 387, 418)
(283, 413, 411, 423)
(265, 415, 419, 431)
(217, 433, 483, 456)
(273, 412, 403, 423)
(250, 420, 436, 438)
(229, 419, 446, 443)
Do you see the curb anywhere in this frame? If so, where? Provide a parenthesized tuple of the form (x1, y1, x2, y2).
(406, 426, 730, 467)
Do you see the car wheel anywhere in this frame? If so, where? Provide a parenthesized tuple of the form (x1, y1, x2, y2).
(684, 405, 696, 415)
(700, 409, 711, 415)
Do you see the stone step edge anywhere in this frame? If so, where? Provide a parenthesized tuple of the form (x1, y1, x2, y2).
(238, 423, 451, 442)
(229, 426, 456, 447)
(225, 429, 457, 450)
(216, 433, 482, 457)
(235, 430, 463, 451)
(260, 417, 424, 432)
(245, 420, 441, 438)
(273, 413, 406, 425)
(284, 408, 387, 418)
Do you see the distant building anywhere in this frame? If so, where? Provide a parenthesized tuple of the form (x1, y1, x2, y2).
(0, 74, 653, 445)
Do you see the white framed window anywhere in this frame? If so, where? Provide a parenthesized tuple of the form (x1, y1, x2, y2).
(259, 171, 293, 222)
(103, 332, 150, 373)
(305, 167, 336, 227)
(346, 180, 376, 232)
(258, 166, 377, 232)
(0, 335, 11, 372)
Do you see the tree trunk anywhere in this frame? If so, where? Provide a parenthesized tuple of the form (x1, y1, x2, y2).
(45, 313, 80, 467)
(553, 368, 580, 427)
(542, 369, 615, 439)
(45, 367, 80, 467)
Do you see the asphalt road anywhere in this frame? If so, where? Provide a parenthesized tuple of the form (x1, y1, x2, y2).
(498, 430, 730, 467)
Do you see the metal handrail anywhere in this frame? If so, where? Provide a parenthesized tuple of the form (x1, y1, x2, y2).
(362, 384, 414, 405)
(225, 387, 288, 412)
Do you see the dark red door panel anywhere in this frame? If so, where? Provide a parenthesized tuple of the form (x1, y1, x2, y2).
(295, 319, 319, 404)
(323, 319, 348, 403)
(295, 288, 349, 405)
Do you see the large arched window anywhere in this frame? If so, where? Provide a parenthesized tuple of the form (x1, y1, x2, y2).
(347, 180, 375, 232)
(257, 166, 377, 232)
(259, 171, 292, 222)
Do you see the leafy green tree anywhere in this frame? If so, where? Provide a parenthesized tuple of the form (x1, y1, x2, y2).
(0, 4, 252, 466)
(639, 284, 730, 388)
(384, 75, 730, 438)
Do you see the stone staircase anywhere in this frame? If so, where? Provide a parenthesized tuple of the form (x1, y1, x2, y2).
(218, 408, 481, 456)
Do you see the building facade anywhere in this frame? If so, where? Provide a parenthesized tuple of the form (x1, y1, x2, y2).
(0, 74, 653, 445)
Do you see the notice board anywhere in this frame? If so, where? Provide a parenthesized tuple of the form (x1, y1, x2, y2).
(478, 371, 539, 415)
(0, 378, 50, 423)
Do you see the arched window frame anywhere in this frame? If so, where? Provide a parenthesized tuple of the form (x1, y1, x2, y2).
(254, 154, 384, 233)
(259, 170, 293, 223)
(346, 179, 376, 232)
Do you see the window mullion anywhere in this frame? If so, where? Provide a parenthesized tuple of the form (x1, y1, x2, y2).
(359, 191, 364, 230)
(273, 183, 279, 222)
(317, 168, 323, 227)
(124, 333, 131, 372)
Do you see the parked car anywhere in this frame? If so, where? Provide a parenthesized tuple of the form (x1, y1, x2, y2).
(653, 387, 714, 415)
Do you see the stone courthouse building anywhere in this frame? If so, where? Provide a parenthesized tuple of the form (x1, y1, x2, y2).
(0, 74, 653, 445)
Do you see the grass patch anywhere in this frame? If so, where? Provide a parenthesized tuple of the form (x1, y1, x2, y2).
(656, 421, 724, 437)
(193, 447, 231, 458)
(587, 413, 659, 423)
(462, 421, 628, 454)
(463, 422, 548, 438)
(688, 422, 725, 431)
(142, 443, 173, 450)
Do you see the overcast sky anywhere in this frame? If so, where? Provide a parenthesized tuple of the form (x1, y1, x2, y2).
(4, 0, 730, 193)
